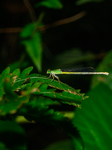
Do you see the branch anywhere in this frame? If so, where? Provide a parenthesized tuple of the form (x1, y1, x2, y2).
(39, 11, 86, 31)
(0, 28, 22, 33)
(0, 11, 86, 33)
(23, 0, 37, 22)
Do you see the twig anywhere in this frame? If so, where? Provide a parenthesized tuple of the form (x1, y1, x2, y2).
(39, 11, 86, 31)
(0, 11, 86, 33)
(0, 28, 22, 33)
(23, 0, 37, 22)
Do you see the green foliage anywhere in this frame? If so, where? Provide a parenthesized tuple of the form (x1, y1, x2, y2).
(35, 0, 63, 9)
(20, 23, 37, 38)
(76, 0, 104, 5)
(1, 67, 10, 75)
(0, 142, 10, 150)
(53, 48, 97, 68)
(73, 83, 112, 150)
(21, 0, 63, 72)
(0, 66, 86, 149)
(72, 51, 112, 150)
(21, 23, 43, 72)
(44, 140, 74, 150)
(91, 50, 112, 89)
(16, 76, 85, 107)
(0, 66, 86, 116)
(17, 97, 83, 146)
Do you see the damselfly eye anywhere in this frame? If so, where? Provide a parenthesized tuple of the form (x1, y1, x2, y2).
(47, 69, 51, 74)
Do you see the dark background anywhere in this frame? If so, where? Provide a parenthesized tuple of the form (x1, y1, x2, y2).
(0, 0, 111, 67)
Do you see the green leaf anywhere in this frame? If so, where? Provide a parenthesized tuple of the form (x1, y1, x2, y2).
(20, 22, 43, 72)
(0, 70, 12, 99)
(0, 66, 86, 116)
(31, 96, 59, 106)
(0, 120, 26, 150)
(28, 74, 85, 96)
(91, 50, 112, 89)
(35, 0, 63, 9)
(54, 48, 95, 68)
(18, 98, 83, 147)
(0, 67, 85, 148)
(15, 75, 86, 108)
(0, 142, 10, 150)
(0, 72, 12, 92)
(0, 77, 29, 115)
(76, 0, 104, 5)
(19, 66, 33, 79)
(44, 140, 74, 150)
(18, 98, 65, 123)
(21, 32, 42, 72)
(12, 68, 20, 76)
(20, 22, 37, 38)
(73, 83, 112, 150)
(1, 67, 10, 75)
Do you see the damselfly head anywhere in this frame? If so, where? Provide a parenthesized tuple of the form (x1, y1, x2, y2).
(47, 69, 51, 74)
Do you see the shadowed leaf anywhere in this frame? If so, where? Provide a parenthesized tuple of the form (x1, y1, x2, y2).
(73, 83, 112, 150)
(35, 0, 63, 9)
